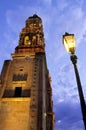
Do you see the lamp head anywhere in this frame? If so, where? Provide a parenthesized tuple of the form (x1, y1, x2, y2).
(62, 32, 76, 54)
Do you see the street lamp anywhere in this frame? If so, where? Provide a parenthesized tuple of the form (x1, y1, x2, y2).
(62, 32, 86, 129)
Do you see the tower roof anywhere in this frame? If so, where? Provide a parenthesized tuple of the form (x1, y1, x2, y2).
(14, 14, 45, 54)
(29, 14, 41, 20)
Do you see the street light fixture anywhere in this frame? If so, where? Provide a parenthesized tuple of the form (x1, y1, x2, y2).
(63, 33, 76, 53)
(62, 32, 86, 130)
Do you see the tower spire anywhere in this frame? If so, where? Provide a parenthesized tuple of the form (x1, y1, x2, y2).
(15, 14, 45, 53)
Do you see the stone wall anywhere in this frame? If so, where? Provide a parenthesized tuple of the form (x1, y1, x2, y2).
(0, 98, 30, 130)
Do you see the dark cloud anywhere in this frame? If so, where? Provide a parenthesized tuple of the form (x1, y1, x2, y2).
(54, 100, 84, 130)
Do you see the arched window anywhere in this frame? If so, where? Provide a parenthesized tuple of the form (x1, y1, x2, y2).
(24, 36, 31, 45)
(32, 35, 36, 45)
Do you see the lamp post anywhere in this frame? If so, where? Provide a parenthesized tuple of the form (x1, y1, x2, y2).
(62, 32, 86, 130)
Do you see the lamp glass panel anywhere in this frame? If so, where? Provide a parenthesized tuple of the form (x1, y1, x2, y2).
(63, 35, 76, 53)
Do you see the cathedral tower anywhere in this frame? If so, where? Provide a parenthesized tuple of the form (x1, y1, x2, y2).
(0, 14, 54, 130)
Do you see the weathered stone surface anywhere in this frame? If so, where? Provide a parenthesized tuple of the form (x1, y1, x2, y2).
(0, 98, 30, 130)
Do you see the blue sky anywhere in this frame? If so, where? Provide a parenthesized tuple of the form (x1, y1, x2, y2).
(0, 0, 86, 130)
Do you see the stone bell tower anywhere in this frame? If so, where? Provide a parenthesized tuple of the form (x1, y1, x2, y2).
(0, 14, 54, 130)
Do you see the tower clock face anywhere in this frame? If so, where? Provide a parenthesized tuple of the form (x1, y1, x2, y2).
(25, 56, 30, 60)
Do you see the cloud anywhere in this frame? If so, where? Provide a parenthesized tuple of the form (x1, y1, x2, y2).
(54, 100, 84, 130)
(43, 0, 52, 6)
(52, 63, 79, 102)
(76, 0, 84, 5)
(52, 62, 86, 130)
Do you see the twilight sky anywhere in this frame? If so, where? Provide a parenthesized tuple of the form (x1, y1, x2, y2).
(0, 0, 86, 130)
